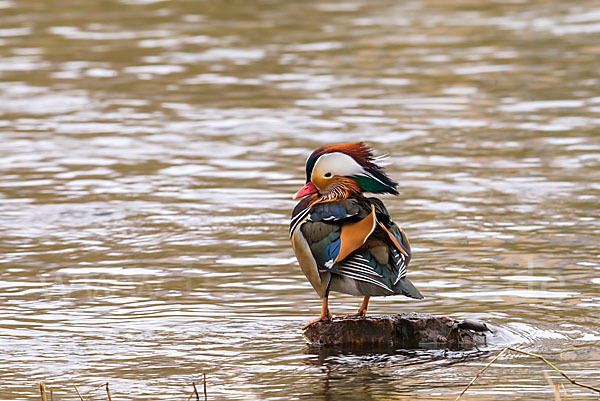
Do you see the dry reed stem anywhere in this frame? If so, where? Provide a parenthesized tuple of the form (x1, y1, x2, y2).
(556, 384, 562, 400)
(455, 346, 600, 400)
(39, 382, 48, 401)
(192, 382, 200, 401)
(39, 375, 206, 401)
(454, 346, 509, 400)
(544, 371, 560, 401)
(73, 384, 84, 401)
(106, 382, 112, 401)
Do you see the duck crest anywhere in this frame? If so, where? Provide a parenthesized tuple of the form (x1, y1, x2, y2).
(305, 142, 398, 196)
(305, 142, 369, 181)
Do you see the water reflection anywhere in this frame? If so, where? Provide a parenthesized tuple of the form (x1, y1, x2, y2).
(305, 347, 492, 401)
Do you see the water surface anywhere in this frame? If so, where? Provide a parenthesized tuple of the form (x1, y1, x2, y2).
(1, 0, 600, 400)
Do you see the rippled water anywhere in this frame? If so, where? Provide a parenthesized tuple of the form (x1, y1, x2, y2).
(1, 0, 600, 400)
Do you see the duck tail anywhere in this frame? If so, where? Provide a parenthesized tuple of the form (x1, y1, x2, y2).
(394, 277, 424, 299)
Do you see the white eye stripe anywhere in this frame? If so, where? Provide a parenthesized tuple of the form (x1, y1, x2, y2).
(312, 152, 364, 181)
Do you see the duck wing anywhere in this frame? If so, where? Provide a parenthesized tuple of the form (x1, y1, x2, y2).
(293, 196, 423, 299)
(299, 197, 375, 268)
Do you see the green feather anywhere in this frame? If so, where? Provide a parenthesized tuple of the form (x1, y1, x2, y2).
(352, 175, 394, 194)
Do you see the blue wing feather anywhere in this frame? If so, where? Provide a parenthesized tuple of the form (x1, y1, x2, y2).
(315, 237, 340, 267)
(309, 199, 362, 222)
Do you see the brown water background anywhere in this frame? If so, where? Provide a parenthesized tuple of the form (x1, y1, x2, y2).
(1, 0, 599, 400)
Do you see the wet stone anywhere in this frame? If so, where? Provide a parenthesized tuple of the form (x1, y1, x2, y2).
(303, 313, 489, 350)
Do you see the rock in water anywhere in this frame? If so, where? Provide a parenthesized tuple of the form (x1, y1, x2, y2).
(303, 313, 490, 350)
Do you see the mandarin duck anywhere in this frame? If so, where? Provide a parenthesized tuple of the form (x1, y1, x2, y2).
(290, 142, 423, 329)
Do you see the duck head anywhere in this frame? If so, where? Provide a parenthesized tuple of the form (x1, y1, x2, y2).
(293, 142, 399, 201)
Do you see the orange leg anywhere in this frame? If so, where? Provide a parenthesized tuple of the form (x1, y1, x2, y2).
(302, 297, 332, 330)
(339, 296, 370, 318)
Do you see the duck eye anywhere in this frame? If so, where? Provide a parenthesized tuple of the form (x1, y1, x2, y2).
(324, 172, 332, 178)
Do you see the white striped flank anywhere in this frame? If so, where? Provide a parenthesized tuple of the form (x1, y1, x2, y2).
(341, 255, 383, 277)
(289, 207, 310, 238)
(338, 262, 382, 278)
(391, 247, 407, 285)
(336, 269, 392, 292)
(334, 253, 391, 292)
